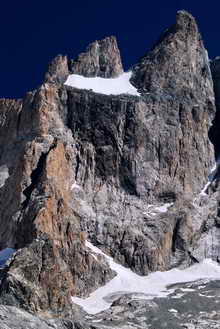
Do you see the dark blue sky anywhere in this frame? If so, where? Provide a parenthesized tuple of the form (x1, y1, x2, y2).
(1, 1, 220, 99)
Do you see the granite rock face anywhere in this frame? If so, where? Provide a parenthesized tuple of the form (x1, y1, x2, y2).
(69, 36, 124, 78)
(0, 85, 114, 316)
(0, 305, 92, 329)
(64, 9, 216, 274)
(132, 11, 213, 97)
(0, 9, 220, 329)
(45, 55, 69, 84)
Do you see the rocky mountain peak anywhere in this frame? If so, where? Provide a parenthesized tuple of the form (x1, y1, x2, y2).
(131, 10, 213, 97)
(1, 10, 220, 329)
(176, 10, 198, 35)
(69, 35, 124, 78)
(44, 55, 69, 84)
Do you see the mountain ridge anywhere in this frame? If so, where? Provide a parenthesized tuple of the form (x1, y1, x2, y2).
(0, 10, 220, 329)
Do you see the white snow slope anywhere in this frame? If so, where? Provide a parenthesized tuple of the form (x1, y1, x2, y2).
(72, 241, 220, 315)
(64, 72, 140, 96)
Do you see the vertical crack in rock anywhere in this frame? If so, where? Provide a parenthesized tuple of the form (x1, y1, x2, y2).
(22, 141, 57, 209)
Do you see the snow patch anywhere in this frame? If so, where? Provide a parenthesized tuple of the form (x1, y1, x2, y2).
(71, 182, 82, 190)
(199, 293, 215, 298)
(0, 165, 9, 188)
(171, 293, 185, 299)
(200, 181, 211, 196)
(153, 203, 173, 213)
(143, 203, 173, 217)
(199, 159, 220, 196)
(64, 72, 140, 96)
(72, 242, 220, 314)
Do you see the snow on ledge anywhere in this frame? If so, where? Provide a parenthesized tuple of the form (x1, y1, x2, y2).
(64, 72, 140, 96)
(72, 241, 220, 315)
(198, 161, 219, 197)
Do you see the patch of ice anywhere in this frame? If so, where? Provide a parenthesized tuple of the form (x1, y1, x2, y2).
(64, 72, 140, 96)
(72, 242, 220, 314)
(168, 309, 178, 313)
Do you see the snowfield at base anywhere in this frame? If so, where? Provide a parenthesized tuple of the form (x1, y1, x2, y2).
(72, 241, 220, 315)
(64, 72, 140, 96)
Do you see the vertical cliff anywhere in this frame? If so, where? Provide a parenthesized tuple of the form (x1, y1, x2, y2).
(0, 10, 219, 323)
(64, 10, 216, 274)
(0, 85, 113, 316)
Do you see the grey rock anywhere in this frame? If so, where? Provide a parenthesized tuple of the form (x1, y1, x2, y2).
(0, 304, 91, 329)
(69, 36, 124, 77)
(64, 9, 215, 274)
(0, 85, 114, 316)
(45, 55, 69, 84)
(131, 10, 213, 99)
(0, 9, 220, 329)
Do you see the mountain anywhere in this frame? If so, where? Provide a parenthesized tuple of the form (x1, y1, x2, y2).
(0, 10, 220, 329)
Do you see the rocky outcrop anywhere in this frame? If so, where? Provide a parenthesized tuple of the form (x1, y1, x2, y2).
(0, 9, 220, 328)
(45, 55, 69, 84)
(69, 36, 124, 78)
(64, 10, 215, 274)
(0, 84, 114, 316)
(132, 11, 213, 96)
(0, 305, 92, 329)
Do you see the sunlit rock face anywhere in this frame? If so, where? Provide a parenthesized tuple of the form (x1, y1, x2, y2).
(69, 36, 124, 78)
(1, 9, 220, 329)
